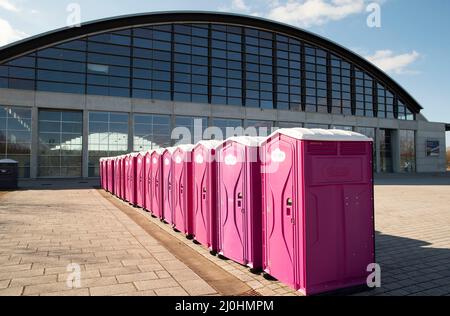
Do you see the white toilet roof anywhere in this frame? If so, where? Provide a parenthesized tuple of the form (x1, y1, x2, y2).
(268, 128, 372, 142)
(195, 140, 223, 149)
(226, 136, 266, 147)
(175, 144, 196, 152)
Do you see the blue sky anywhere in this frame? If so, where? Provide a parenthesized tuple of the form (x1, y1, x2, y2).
(0, 0, 449, 146)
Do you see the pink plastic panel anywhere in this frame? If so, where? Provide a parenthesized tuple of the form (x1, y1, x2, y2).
(193, 146, 210, 248)
(144, 153, 152, 212)
(162, 151, 174, 225)
(218, 142, 246, 265)
(136, 155, 145, 208)
(151, 152, 163, 219)
(262, 136, 297, 288)
(303, 141, 374, 295)
(172, 149, 193, 235)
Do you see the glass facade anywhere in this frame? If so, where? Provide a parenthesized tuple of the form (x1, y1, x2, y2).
(88, 112, 129, 177)
(210, 118, 243, 140)
(174, 116, 208, 144)
(38, 110, 83, 177)
(399, 130, 416, 173)
(355, 127, 377, 171)
(380, 129, 393, 173)
(0, 106, 32, 178)
(0, 22, 417, 121)
(133, 114, 171, 151)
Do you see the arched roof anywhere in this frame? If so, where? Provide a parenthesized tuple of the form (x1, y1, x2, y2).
(0, 11, 422, 113)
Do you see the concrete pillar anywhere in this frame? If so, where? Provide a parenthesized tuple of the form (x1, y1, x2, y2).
(375, 128, 381, 174)
(30, 107, 39, 179)
(391, 129, 401, 173)
(82, 110, 89, 179)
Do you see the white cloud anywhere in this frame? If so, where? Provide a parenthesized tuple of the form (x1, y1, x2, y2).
(0, 18, 28, 47)
(0, 0, 20, 12)
(231, 0, 250, 11)
(267, 0, 367, 27)
(219, 0, 251, 13)
(365, 50, 420, 74)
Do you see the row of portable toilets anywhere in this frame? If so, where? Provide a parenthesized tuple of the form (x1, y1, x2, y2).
(100, 128, 375, 296)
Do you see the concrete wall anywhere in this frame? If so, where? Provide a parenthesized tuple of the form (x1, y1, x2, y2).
(415, 121, 447, 173)
(1, 88, 447, 178)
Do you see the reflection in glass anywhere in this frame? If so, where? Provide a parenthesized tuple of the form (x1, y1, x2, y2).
(133, 114, 171, 151)
(88, 111, 129, 177)
(0, 106, 32, 178)
(399, 130, 416, 173)
(38, 110, 83, 177)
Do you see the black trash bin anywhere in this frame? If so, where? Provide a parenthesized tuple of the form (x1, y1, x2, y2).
(0, 159, 19, 190)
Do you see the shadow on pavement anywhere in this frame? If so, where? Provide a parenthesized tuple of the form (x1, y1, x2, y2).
(365, 231, 450, 296)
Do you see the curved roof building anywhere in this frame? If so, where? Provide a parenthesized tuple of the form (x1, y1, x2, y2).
(0, 11, 447, 179)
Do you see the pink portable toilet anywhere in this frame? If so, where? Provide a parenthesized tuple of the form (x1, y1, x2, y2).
(192, 140, 222, 251)
(260, 128, 375, 295)
(161, 147, 177, 225)
(172, 145, 195, 236)
(107, 158, 115, 194)
(135, 152, 146, 209)
(216, 136, 266, 270)
(128, 153, 139, 206)
(114, 157, 121, 198)
(124, 155, 131, 202)
(124, 154, 136, 205)
(143, 150, 154, 213)
(99, 158, 106, 190)
(150, 149, 165, 219)
(117, 155, 125, 200)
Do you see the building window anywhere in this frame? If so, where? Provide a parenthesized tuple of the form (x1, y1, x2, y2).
(305, 123, 329, 129)
(211, 24, 243, 107)
(246, 120, 274, 136)
(133, 114, 171, 151)
(331, 125, 353, 131)
(355, 127, 377, 171)
(174, 116, 208, 144)
(0, 22, 419, 122)
(304, 45, 328, 114)
(210, 118, 243, 140)
(275, 35, 302, 111)
(88, 111, 129, 177)
(400, 130, 416, 173)
(0, 106, 32, 178)
(379, 129, 393, 173)
(38, 110, 83, 177)
(278, 122, 303, 129)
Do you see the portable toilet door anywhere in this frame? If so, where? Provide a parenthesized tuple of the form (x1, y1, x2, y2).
(192, 140, 222, 251)
(129, 153, 138, 206)
(124, 155, 131, 202)
(103, 158, 109, 191)
(261, 128, 375, 295)
(114, 157, 121, 198)
(135, 152, 146, 208)
(99, 158, 105, 190)
(162, 147, 177, 225)
(144, 151, 154, 213)
(114, 157, 120, 198)
(216, 136, 266, 269)
(107, 158, 115, 194)
(172, 145, 195, 236)
(118, 156, 125, 200)
(151, 149, 164, 219)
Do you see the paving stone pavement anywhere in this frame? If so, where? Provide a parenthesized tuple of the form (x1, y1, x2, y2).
(0, 189, 217, 296)
(1, 178, 450, 296)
